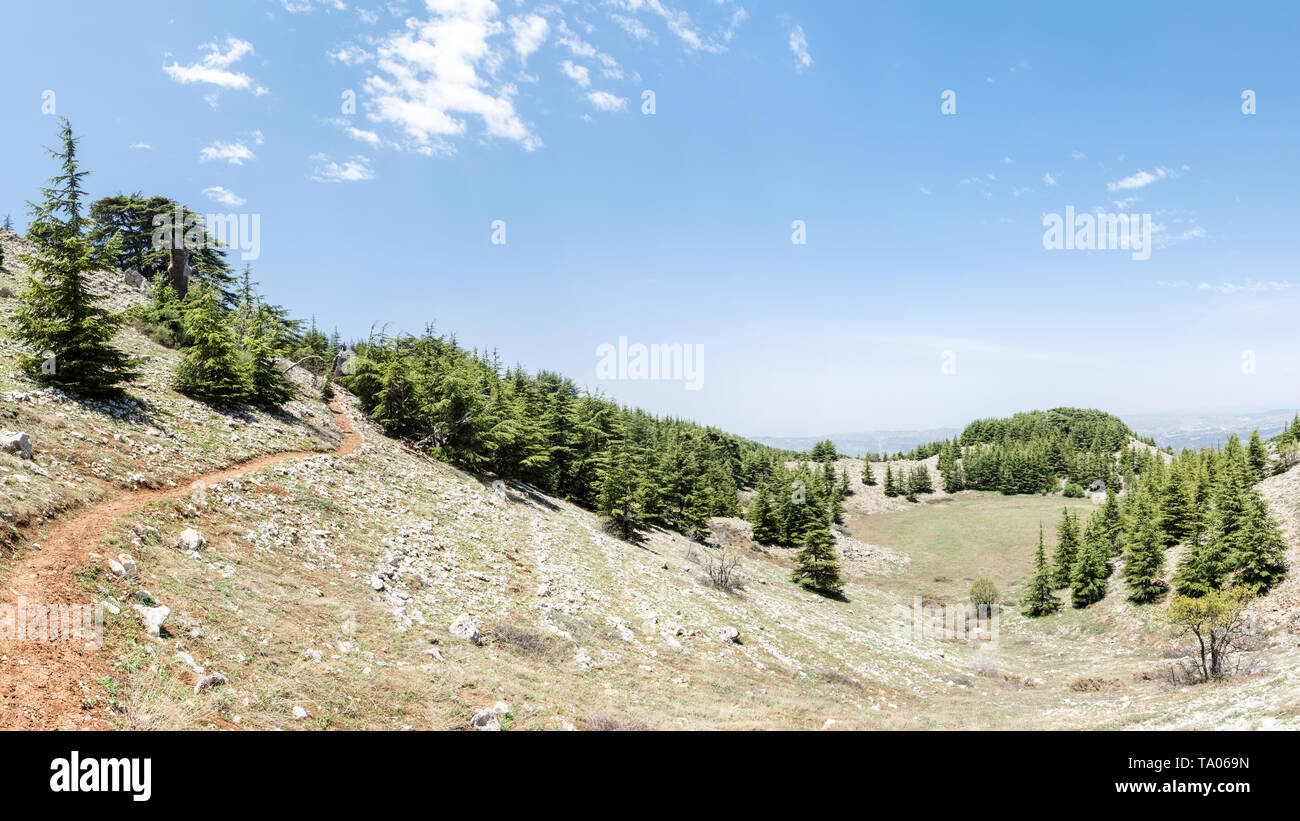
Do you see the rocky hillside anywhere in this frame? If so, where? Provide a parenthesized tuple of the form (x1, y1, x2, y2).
(4, 227, 1300, 730)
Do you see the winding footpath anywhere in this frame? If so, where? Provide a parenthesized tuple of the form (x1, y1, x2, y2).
(0, 400, 362, 730)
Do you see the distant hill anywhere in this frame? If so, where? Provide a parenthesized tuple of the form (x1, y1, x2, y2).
(1123, 410, 1300, 450)
(752, 428, 962, 458)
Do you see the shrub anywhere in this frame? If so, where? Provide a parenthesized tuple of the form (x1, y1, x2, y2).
(704, 547, 744, 593)
(1166, 588, 1256, 683)
(1063, 482, 1085, 497)
(580, 714, 650, 731)
(969, 577, 999, 609)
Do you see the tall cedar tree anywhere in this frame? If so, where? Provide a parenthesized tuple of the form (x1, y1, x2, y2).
(1233, 492, 1288, 593)
(791, 493, 844, 597)
(1070, 522, 1110, 608)
(1123, 485, 1167, 603)
(1051, 507, 1080, 589)
(243, 308, 296, 407)
(13, 118, 136, 396)
(1246, 430, 1268, 482)
(1022, 524, 1061, 616)
(860, 458, 876, 485)
(174, 285, 245, 403)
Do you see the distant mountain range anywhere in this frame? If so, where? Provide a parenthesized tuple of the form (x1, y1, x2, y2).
(1121, 409, 1299, 451)
(753, 428, 963, 457)
(755, 409, 1300, 457)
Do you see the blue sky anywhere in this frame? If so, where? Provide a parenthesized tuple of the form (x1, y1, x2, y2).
(2, 1, 1298, 435)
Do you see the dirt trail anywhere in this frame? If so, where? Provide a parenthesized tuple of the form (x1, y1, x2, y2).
(0, 400, 361, 730)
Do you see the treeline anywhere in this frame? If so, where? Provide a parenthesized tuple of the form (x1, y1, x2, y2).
(338, 329, 794, 543)
(1024, 430, 1288, 615)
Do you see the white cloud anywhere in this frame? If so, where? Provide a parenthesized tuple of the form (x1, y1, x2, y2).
(1042, 172, 1056, 185)
(1071, 149, 1086, 160)
(129, 142, 152, 150)
(561, 60, 591, 88)
(202, 185, 247, 207)
(328, 44, 374, 65)
(1213, 279, 1292, 294)
(1107, 166, 1171, 192)
(310, 153, 376, 183)
(328, 117, 382, 145)
(587, 90, 627, 112)
(200, 140, 256, 165)
(611, 13, 656, 43)
(282, 0, 346, 12)
(358, 7, 379, 24)
(508, 14, 549, 63)
(362, 1, 541, 154)
(788, 24, 812, 72)
(163, 37, 268, 95)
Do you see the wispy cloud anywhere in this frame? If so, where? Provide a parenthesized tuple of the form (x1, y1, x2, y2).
(199, 139, 256, 165)
(788, 24, 812, 72)
(1107, 166, 1171, 192)
(128, 142, 152, 150)
(163, 37, 268, 95)
(561, 60, 591, 88)
(310, 153, 375, 183)
(202, 185, 247, 207)
(587, 91, 627, 112)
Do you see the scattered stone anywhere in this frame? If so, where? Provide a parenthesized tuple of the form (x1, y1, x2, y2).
(720, 626, 742, 644)
(194, 673, 227, 694)
(292, 705, 308, 720)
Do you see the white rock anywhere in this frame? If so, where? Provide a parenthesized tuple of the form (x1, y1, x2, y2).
(470, 709, 501, 731)
(133, 604, 170, 638)
(0, 431, 32, 460)
(193, 673, 226, 694)
(175, 651, 203, 673)
(177, 528, 205, 551)
(117, 553, 138, 579)
(292, 705, 308, 719)
(492, 701, 510, 715)
(719, 626, 741, 644)
(449, 613, 481, 645)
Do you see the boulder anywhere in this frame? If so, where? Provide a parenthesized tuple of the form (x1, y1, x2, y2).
(177, 528, 205, 551)
(0, 430, 32, 460)
(449, 613, 481, 645)
(470, 709, 501, 731)
(193, 673, 227, 695)
(134, 604, 170, 638)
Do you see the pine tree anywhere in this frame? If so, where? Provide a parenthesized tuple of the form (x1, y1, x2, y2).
(1173, 518, 1224, 598)
(1247, 430, 1268, 483)
(1022, 524, 1061, 616)
(12, 118, 136, 396)
(174, 285, 246, 403)
(597, 440, 644, 541)
(243, 309, 295, 408)
(1232, 492, 1288, 593)
(1123, 486, 1167, 603)
(883, 463, 898, 497)
(747, 485, 780, 544)
(1070, 523, 1110, 608)
(791, 506, 844, 598)
(861, 458, 876, 486)
(1051, 507, 1080, 589)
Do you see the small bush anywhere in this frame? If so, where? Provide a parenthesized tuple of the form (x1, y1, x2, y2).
(969, 577, 999, 608)
(703, 547, 744, 593)
(1063, 482, 1085, 497)
(823, 671, 863, 689)
(580, 714, 650, 731)
(491, 622, 561, 659)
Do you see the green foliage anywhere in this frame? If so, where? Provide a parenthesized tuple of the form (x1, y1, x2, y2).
(791, 506, 844, 598)
(1123, 485, 1167, 603)
(969, 577, 999, 608)
(1069, 522, 1110, 608)
(1062, 481, 1084, 497)
(12, 118, 136, 397)
(860, 458, 876, 486)
(340, 329, 787, 542)
(173, 285, 245, 403)
(1051, 507, 1080, 589)
(1022, 524, 1060, 617)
